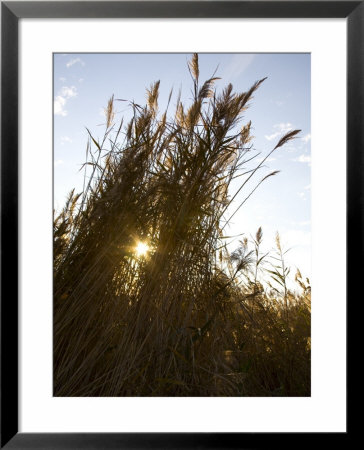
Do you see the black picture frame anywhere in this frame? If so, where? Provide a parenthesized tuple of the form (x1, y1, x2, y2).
(1, 1, 358, 448)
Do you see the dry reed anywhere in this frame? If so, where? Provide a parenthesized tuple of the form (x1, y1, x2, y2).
(54, 54, 310, 396)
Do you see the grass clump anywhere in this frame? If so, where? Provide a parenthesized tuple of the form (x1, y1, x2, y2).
(54, 54, 310, 396)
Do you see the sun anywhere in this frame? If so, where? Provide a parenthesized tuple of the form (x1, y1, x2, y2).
(135, 241, 149, 257)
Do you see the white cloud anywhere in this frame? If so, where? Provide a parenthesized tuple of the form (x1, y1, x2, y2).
(302, 133, 311, 143)
(79, 78, 84, 83)
(66, 57, 85, 68)
(280, 229, 311, 248)
(298, 192, 306, 199)
(54, 159, 64, 167)
(265, 122, 293, 141)
(276, 122, 292, 131)
(59, 77, 66, 82)
(60, 86, 77, 98)
(294, 154, 311, 164)
(304, 184, 311, 190)
(54, 86, 77, 116)
(54, 96, 67, 116)
(270, 99, 284, 107)
(265, 132, 280, 141)
(222, 54, 255, 80)
(61, 136, 72, 145)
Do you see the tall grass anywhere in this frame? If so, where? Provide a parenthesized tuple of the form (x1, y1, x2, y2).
(54, 54, 310, 396)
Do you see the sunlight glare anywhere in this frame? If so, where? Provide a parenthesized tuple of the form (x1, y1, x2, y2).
(135, 241, 149, 257)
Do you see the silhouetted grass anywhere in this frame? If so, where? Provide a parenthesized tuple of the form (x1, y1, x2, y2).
(54, 54, 310, 396)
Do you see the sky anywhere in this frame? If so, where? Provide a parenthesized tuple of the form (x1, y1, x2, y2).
(54, 53, 311, 282)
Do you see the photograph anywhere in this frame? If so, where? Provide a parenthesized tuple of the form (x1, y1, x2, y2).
(53, 52, 311, 397)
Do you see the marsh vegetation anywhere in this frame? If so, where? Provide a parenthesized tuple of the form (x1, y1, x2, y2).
(54, 54, 310, 396)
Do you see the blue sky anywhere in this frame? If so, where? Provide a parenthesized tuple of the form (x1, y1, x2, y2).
(54, 53, 311, 280)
